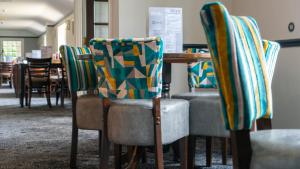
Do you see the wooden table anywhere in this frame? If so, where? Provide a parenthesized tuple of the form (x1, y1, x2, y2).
(162, 52, 211, 97)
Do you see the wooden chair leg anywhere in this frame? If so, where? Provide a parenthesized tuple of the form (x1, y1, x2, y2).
(221, 137, 227, 165)
(230, 130, 252, 169)
(46, 85, 52, 108)
(56, 92, 60, 106)
(114, 144, 122, 169)
(141, 147, 147, 164)
(206, 136, 212, 167)
(28, 87, 32, 108)
(188, 135, 196, 169)
(99, 130, 102, 158)
(100, 98, 110, 169)
(179, 136, 188, 169)
(70, 127, 78, 169)
(153, 98, 164, 169)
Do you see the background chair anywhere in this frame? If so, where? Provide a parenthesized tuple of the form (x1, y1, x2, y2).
(172, 48, 228, 167)
(0, 61, 13, 88)
(60, 45, 102, 169)
(91, 37, 189, 169)
(200, 2, 300, 169)
(25, 58, 52, 108)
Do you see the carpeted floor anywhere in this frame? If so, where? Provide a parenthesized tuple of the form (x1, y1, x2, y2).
(0, 86, 232, 169)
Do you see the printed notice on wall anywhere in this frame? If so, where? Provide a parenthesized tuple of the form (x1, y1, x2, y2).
(148, 7, 183, 53)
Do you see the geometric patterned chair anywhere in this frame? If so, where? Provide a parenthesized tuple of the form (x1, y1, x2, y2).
(90, 37, 189, 169)
(60, 45, 102, 169)
(172, 49, 226, 167)
(200, 2, 300, 169)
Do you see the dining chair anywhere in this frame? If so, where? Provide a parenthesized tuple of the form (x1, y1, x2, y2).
(172, 48, 227, 167)
(90, 37, 189, 169)
(0, 61, 13, 88)
(60, 45, 103, 169)
(200, 2, 300, 169)
(25, 57, 52, 108)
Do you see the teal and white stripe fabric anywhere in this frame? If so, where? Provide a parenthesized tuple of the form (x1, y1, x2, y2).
(200, 2, 280, 130)
(263, 40, 280, 82)
(60, 45, 97, 93)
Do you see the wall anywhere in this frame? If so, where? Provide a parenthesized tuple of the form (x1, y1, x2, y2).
(38, 14, 75, 53)
(117, 0, 231, 95)
(24, 38, 39, 54)
(231, 0, 300, 129)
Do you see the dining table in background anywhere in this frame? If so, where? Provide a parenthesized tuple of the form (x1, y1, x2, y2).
(162, 52, 211, 98)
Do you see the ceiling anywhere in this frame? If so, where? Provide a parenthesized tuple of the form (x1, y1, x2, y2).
(0, 0, 74, 37)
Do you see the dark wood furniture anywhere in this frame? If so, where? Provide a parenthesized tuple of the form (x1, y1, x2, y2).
(0, 61, 13, 88)
(25, 58, 52, 108)
(17, 62, 65, 107)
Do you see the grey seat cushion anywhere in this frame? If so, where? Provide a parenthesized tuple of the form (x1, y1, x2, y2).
(108, 99, 189, 146)
(76, 94, 103, 130)
(250, 129, 300, 169)
(189, 97, 229, 137)
(172, 89, 219, 100)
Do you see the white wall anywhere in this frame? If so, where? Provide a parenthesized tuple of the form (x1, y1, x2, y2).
(231, 0, 300, 129)
(0, 30, 37, 37)
(117, 0, 231, 95)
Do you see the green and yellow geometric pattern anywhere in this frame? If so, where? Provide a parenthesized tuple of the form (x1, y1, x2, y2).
(90, 37, 163, 99)
(186, 48, 217, 88)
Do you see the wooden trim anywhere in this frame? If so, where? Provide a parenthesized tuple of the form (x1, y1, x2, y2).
(94, 22, 109, 26)
(276, 39, 300, 48)
(183, 44, 208, 50)
(86, 0, 94, 43)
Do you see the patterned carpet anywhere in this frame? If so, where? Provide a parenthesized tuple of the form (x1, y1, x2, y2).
(0, 86, 232, 169)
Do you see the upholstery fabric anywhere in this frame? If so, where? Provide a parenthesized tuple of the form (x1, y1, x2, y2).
(250, 129, 300, 169)
(262, 40, 280, 82)
(200, 2, 278, 130)
(60, 45, 97, 92)
(189, 97, 229, 137)
(107, 99, 189, 145)
(90, 37, 163, 99)
(172, 89, 219, 100)
(186, 48, 217, 88)
(76, 94, 103, 130)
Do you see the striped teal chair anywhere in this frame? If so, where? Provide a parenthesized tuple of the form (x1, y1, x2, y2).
(60, 46, 103, 168)
(200, 2, 300, 169)
(90, 37, 189, 169)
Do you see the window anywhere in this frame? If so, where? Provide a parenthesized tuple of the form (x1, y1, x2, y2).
(94, 0, 109, 38)
(57, 23, 67, 51)
(86, 0, 110, 41)
(2, 40, 22, 58)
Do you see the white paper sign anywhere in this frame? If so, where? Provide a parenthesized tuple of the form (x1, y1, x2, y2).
(149, 7, 183, 53)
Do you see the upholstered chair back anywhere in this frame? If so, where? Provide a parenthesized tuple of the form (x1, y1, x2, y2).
(90, 37, 164, 99)
(186, 48, 217, 89)
(59, 46, 98, 93)
(200, 2, 280, 130)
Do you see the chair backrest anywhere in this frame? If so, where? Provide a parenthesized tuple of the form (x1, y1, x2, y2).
(0, 62, 13, 75)
(186, 48, 217, 89)
(90, 37, 164, 99)
(262, 40, 280, 82)
(26, 57, 52, 84)
(59, 45, 97, 93)
(200, 2, 280, 130)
